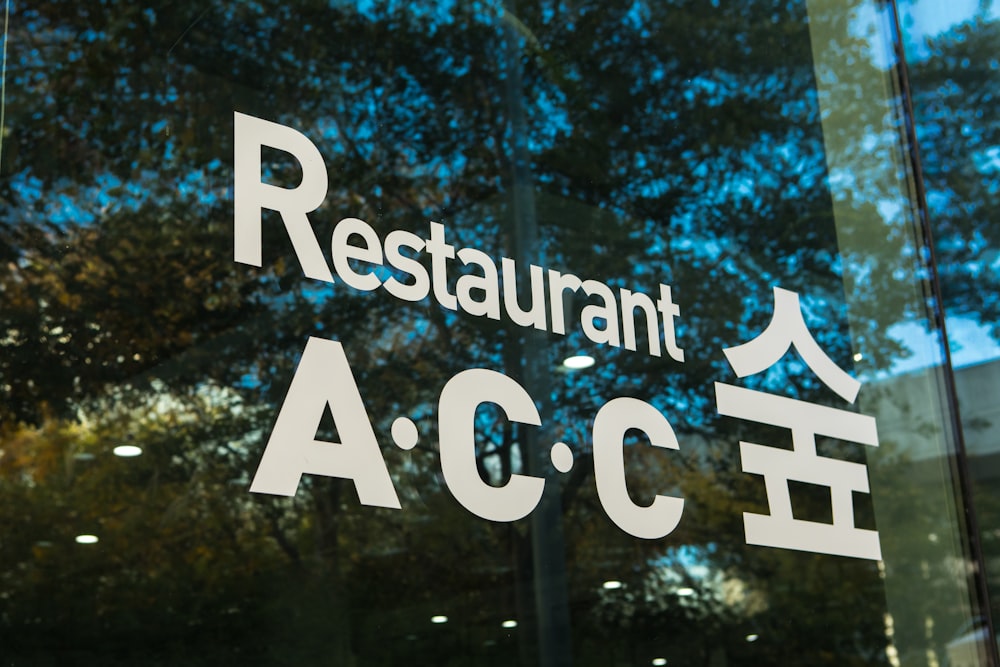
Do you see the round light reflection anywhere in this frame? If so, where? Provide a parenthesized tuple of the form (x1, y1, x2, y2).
(652, 659, 668, 666)
(562, 354, 595, 370)
(501, 619, 518, 629)
(431, 615, 448, 624)
(602, 580, 623, 590)
(745, 633, 759, 643)
(676, 587, 695, 597)
(113, 445, 143, 457)
(75, 534, 99, 544)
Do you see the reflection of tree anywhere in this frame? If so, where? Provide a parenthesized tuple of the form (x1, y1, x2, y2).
(906, 10, 1000, 660)
(909, 17, 1000, 331)
(0, 0, 992, 665)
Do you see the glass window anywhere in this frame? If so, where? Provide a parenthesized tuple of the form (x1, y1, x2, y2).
(899, 0, 1000, 660)
(0, 1, 992, 665)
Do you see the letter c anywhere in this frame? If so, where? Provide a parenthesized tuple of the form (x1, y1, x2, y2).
(593, 398, 684, 539)
(438, 370, 544, 522)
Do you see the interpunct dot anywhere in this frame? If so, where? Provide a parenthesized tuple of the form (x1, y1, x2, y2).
(391, 417, 419, 450)
(550, 441, 574, 473)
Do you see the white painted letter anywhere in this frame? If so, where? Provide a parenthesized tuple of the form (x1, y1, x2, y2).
(439, 369, 544, 522)
(620, 288, 661, 357)
(501, 258, 547, 330)
(426, 222, 458, 310)
(581, 280, 621, 348)
(456, 248, 501, 320)
(657, 284, 685, 362)
(383, 230, 430, 302)
(331, 217, 384, 291)
(249, 337, 401, 508)
(547, 270, 582, 336)
(593, 398, 683, 539)
(234, 112, 333, 282)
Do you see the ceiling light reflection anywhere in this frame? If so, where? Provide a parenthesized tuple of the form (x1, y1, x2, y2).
(75, 534, 99, 544)
(562, 354, 595, 370)
(602, 580, 623, 590)
(113, 445, 143, 457)
(431, 615, 448, 624)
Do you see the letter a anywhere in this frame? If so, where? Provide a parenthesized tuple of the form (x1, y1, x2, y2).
(250, 337, 401, 508)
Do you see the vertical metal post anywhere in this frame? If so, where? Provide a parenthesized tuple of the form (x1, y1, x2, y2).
(502, 3, 574, 666)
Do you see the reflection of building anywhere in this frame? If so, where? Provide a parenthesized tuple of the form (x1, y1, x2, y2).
(871, 358, 1000, 463)
(947, 622, 994, 667)
(872, 357, 1000, 491)
(870, 357, 1000, 664)
(957, 360, 1000, 664)
(953, 360, 1000, 462)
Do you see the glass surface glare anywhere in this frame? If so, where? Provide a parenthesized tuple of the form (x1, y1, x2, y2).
(0, 0, 993, 666)
(899, 0, 1000, 662)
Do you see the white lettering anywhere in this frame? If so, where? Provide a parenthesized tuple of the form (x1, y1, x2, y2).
(233, 115, 687, 363)
(620, 288, 661, 357)
(426, 221, 458, 310)
(249, 337, 401, 508)
(331, 217, 384, 292)
(547, 270, 582, 336)
(383, 230, 430, 302)
(581, 279, 621, 348)
(657, 284, 685, 363)
(233, 112, 332, 282)
(456, 248, 501, 320)
(593, 397, 684, 539)
(501, 258, 547, 330)
(438, 369, 545, 522)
